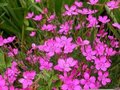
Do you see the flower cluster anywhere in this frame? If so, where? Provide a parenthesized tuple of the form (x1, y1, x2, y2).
(0, 0, 120, 89)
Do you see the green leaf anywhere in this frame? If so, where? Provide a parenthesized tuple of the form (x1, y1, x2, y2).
(0, 3, 8, 7)
(0, 50, 6, 73)
(26, 27, 36, 31)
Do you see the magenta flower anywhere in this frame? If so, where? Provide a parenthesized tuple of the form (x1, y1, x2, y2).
(81, 45, 96, 61)
(39, 57, 53, 70)
(107, 1, 119, 10)
(54, 57, 77, 72)
(47, 14, 56, 22)
(4, 61, 20, 84)
(35, 0, 41, 3)
(98, 71, 111, 86)
(0, 75, 8, 90)
(61, 79, 81, 90)
(98, 16, 110, 24)
(64, 5, 78, 16)
(19, 71, 36, 88)
(76, 37, 89, 46)
(112, 23, 120, 29)
(59, 21, 73, 34)
(64, 43, 76, 53)
(0, 36, 4, 46)
(25, 12, 34, 19)
(80, 72, 96, 89)
(95, 56, 111, 71)
(41, 24, 56, 32)
(33, 14, 42, 21)
(8, 48, 18, 57)
(87, 15, 99, 28)
(30, 31, 36, 37)
(78, 8, 97, 15)
(3, 36, 15, 44)
(88, 0, 99, 5)
(74, 1, 83, 8)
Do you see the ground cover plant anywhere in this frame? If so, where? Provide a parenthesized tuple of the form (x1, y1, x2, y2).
(0, 0, 120, 90)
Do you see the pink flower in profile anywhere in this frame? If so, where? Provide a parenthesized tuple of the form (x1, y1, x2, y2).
(98, 16, 110, 24)
(54, 57, 77, 72)
(3, 36, 15, 44)
(64, 5, 78, 16)
(41, 24, 56, 32)
(33, 14, 42, 21)
(75, 24, 81, 30)
(0, 36, 4, 46)
(0, 75, 8, 90)
(112, 23, 120, 29)
(30, 31, 36, 37)
(80, 72, 96, 89)
(78, 8, 97, 15)
(95, 56, 111, 71)
(35, 0, 41, 3)
(19, 71, 36, 88)
(107, 1, 119, 10)
(47, 14, 56, 22)
(98, 71, 111, 86)
(61, 79, 81, 90)
(76, 37, 89, 46)
(74, 1, 83, 8)
(88, 0, 99, 5)
(26, 12, 34, 19)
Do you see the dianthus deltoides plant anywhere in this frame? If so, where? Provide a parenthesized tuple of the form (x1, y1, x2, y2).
(0, 0, 120, 90)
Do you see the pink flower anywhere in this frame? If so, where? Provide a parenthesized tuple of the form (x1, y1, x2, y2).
(3, 36, 15, 44)
(30, 31, 36, 37)
(87, 15, 99, 28)
(61, 79, 81, 90)
(64, 5, 78, 16)
(80, 72, 96, 89)
(64, 43, 76, 53)
(59, 21, 73, 34)
(0, 36, 4, 46)
(41, 24, 56, 32)
(98, 71, 111, 86)
(0, 75, 8, 90)
(112, 23, 120, 29)
(4, 62, 19, 84)
(39, 57, 53, 70)
(75, 24, 81, 30)
(98, 16, 110, 24)
(54, 57, 77, 72)
(74, 1, 83, 8)
(95, 56, 111, 71)
(105, 47, 116, 56)
(8, 48, 18, 57)
(33, 14, 42, 21)
(19, 71, 36, 88)
(81, 45, 96, 61)
(76, 37, 89, 46)
(88, 0, 99, 5)
(107, 1, 119, 10)
(78, 8, 97, 15)
(26, 12, 34, 19)
(35, 0, 41, 3)
(47, 14, 56, 22)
